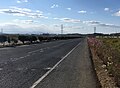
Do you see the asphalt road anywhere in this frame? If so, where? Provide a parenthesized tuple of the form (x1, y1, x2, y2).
(34, 38, 99, 88)
(0, 38, 84, 88)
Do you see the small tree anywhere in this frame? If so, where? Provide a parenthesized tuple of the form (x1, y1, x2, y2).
(7, 37, 11, 45)
(28, 35, 37, 43)
(0, 35, 7, 46)
(11, 38, 18, 45)
(18, 35, 27, 44)
(38, 36, 43, 42)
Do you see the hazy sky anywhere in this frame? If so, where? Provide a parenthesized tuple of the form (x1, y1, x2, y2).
(0, 0, 120, 34)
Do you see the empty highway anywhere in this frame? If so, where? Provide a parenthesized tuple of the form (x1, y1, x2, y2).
(0, 38, 99, 88)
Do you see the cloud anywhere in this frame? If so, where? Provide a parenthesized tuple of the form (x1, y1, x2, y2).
(24, 20, 34, 24)
(13, 19, 35, 24)
(66, 8, 71, 11)
(53, 17, 60, 20)
(100, 23, 120, 28)
(83, 21, 100, 25)
(36, 10, 43, 13)
(65, 26, 83, 29)
(0, 23, 52, 34)
(17, 0, 21, 3)
(78, 10, 87, 14)
(104, 8, 109, 11)
(83, 20, 120, 28)
(60, 18, 81, 23)
(53, 24, 60, 27)
(113, 11, 120, 16)
(51, 4, 59, 8)
(10, 6, 31, 12)
(0, 23, 23, 33)
(0, 6, 48, 19)
(53, 17, 81, 23)
(17, 0, 28, 3)
(53, 24, 80, 29)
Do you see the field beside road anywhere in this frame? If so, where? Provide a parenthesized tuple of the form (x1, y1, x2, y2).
(101, 38, 120, 51)
(88, 38, 120, 87)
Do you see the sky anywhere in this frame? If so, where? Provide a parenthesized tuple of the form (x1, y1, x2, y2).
(0, 0, 120, 34)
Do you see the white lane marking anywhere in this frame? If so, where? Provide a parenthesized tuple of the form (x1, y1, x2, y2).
(18, 45, 30, 47)
(30, 42, 81, 88)
(28, 43, 64, 54)
(0, 47, 12, 50)
(28, 50, 38, 54)
(44, 67, 52, 70)
(40, 50, 44, 53)
(10, 58, 18, 61)
(10, 55, 30, 62)
(20, 57, 25, 59)
(26, 54, 30, 57)
(28, 49, 44, 54)
(0, 68, 3, 71)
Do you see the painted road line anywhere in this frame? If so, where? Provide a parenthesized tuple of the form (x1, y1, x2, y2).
(18, 45, 30, 47)
(0, 68, 3, 71)
(28, 43, 64, 54)
(30, 42, 81, 88)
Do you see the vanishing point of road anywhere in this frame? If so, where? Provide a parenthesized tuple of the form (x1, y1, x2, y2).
(0, 38, 100, 88)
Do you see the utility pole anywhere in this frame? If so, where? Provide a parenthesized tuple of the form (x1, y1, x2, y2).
(94, 27, 96, 34)
(94, 27, 96, 38)
(1, 28, 3, 34)
(61, 24, 63, 34)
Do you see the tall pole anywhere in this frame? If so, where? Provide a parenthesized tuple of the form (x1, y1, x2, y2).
(94, 27, 96, 38)
(94, 27, 96, 34)
(1, 28, 3, 34)
(61, 24, 63, 34)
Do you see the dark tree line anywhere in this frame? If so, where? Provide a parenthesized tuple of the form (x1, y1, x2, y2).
(0, 35, 19, 46)
(0, 34, 80, 47)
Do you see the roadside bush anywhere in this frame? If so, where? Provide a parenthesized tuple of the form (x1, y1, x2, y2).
(38, 36, 44, 41)
(7, 37, 11, 44)
(28, 35, 37, 43)
(18, 35, 27, 44)
(11, 38, 18, 45)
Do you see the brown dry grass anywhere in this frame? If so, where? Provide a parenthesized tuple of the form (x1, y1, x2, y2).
(90, 48, 117, 88)
(88, 38, 120, 88)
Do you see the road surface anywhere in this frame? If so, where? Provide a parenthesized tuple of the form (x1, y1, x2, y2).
(0, 38, 99, 88)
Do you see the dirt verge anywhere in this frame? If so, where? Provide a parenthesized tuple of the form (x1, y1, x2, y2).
(90, 48, 117, 88)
